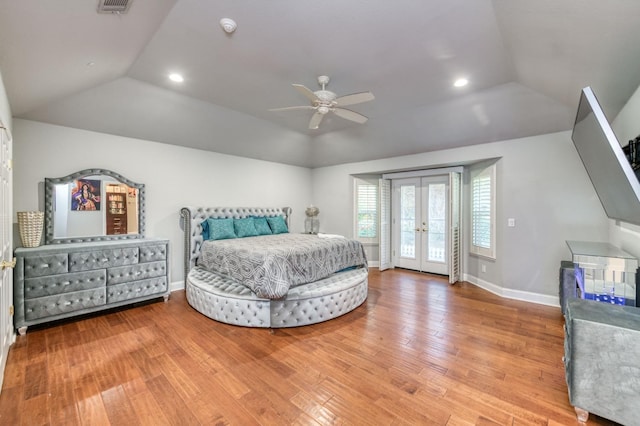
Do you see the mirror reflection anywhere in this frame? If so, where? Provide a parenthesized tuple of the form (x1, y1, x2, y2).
(53, 176, 139, 238)
(45, 169, 145, 244)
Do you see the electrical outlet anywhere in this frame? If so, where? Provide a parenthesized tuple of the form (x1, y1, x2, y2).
(508, 218, 516, 227)
(481, 264, 487, 273)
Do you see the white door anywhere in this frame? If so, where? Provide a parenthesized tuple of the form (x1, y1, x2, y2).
(378, 178, 391, 271)
(393, 176, 449, 275)
(448, 172, 461, 283)
(0, 122, 14, 392)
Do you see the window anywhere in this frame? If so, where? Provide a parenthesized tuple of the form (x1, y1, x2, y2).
(355, 181, 378, 241)
(470, 162, 496, 259)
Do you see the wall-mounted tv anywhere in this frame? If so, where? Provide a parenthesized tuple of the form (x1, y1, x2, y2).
(572, 86, 640, 226)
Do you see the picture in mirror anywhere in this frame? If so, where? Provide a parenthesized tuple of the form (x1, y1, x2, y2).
(52, 178, 139, 238)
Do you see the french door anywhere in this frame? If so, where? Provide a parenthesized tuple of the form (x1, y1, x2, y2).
(393, 176, 449, 275)
(0, 122, 14, 392)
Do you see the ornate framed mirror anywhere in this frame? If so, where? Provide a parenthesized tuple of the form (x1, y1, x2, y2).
(44, 169, 146, 244)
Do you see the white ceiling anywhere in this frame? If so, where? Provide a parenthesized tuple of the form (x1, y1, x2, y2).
(2, 0, 640, 168)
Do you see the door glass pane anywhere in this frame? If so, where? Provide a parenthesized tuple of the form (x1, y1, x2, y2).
(400, 185, 415, 258)
(427, 183, 446, 262)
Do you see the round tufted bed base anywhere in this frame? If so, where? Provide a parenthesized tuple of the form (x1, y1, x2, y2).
(186, 265, 368, 328)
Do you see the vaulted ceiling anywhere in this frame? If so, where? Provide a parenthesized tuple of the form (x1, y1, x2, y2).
(1, 0, 640, 168)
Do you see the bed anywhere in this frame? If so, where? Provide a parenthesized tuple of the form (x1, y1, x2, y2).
(180, 207, 369, 328)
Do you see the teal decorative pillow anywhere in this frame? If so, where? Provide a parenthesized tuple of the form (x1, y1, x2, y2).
(253, 217, 272, 235)
(234, 217, 258, 238)
(207, 218, 236, 240)
(201, 220, 210, 240)
(267, 216, 288, 234)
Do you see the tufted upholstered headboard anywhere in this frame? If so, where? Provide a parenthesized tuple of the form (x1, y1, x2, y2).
(179, 207, 292, 283)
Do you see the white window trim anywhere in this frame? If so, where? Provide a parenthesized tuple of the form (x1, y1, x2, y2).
(470, 162, 496, 259)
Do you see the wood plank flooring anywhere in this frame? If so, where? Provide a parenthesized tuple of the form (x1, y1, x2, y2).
(0, 269, 618, 425)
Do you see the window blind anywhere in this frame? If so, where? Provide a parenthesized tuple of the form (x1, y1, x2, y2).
(471, 173, 492, 249)
(470, 162, 496, 259)
(357, 184, 378, 239)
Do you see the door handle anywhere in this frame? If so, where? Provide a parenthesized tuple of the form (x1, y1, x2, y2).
(1, 258, 16, 270)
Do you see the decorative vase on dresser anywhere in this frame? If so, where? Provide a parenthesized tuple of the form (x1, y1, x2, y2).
(17, 211, 44, 248)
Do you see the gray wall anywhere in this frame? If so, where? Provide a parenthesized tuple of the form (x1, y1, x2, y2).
(312, 131, 609, 304)
(12, 119, 313, 287)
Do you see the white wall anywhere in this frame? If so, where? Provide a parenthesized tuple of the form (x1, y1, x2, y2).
(10, 114, 617, 303)
(312, 131, 609, 303)
(612, 83, 640, 149)
(0, 70, 10, 134)
(12, 119, 312, 287)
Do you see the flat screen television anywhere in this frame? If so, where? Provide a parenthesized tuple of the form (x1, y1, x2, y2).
(571, 86, 640, 226)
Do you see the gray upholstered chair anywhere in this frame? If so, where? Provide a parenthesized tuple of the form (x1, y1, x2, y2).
(563, 297, 640, 424)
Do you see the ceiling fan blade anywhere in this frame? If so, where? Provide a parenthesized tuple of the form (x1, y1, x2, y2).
(292, 84, 319, 103)
(335, 91, 375, 107)
(269, 105, 315, 112)
(333, 108, 368, 124)
(309, 112, 324, 129)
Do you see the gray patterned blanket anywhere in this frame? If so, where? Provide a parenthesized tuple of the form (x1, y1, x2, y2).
(198, 233, 368, 299)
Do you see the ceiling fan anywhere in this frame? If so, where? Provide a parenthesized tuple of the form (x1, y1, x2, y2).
(269, 76, 374, 129)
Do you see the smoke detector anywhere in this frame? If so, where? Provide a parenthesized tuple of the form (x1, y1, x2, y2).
(220, 18, 237, 34)
(97, 0, 132, 14)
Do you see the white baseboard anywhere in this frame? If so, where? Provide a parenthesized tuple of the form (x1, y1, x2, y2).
(368, 261, 379, 268)
(170, 280, 185, 292)
(463, 273, 560, 307)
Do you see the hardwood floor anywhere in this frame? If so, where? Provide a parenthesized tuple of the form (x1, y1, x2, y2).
(0, 269, 617, 425)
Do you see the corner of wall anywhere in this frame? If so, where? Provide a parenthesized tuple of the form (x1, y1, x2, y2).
(463, 273, 560, 307)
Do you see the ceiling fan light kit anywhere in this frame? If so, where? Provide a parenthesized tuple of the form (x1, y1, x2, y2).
(269, 75, 374, 129)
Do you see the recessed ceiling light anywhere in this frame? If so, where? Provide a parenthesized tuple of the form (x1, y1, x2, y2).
(169, 73, 184, 83)
(454, 78, 469, 88)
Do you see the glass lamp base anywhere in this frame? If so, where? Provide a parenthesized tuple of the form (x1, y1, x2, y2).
(305, 217, 319, 234)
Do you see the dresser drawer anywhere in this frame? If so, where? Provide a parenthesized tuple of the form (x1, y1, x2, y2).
(24, 270, 106, 299)
(139, 244, 167, 263)
(107, 261, 167, 285)
(69, 247, 139, 272)
(24, 288, 106, 320)
(23, 254, 69, 278)
(107, 277, 168, 303)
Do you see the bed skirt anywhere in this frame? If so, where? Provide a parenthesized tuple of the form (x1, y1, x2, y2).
(186, 265, 368, 328)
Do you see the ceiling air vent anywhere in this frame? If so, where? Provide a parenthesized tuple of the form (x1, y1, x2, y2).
(97, 0, 132, 14)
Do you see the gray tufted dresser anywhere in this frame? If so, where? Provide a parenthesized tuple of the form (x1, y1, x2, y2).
(13, 238, 170, 334)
